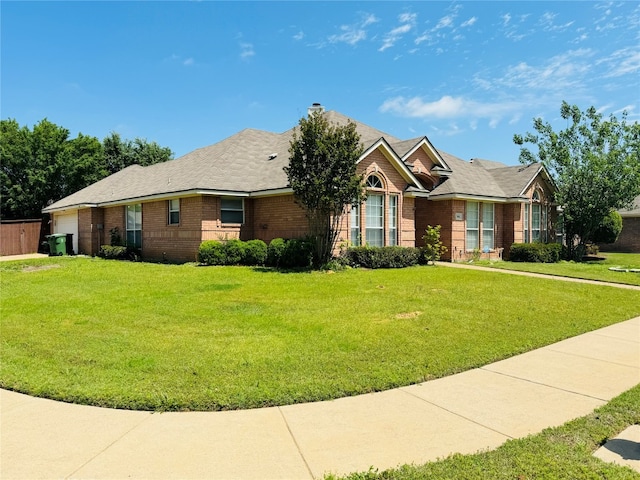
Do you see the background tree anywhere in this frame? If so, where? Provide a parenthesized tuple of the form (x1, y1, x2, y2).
(1, 119, 173, 219)
(103, 132, 173, 175)
(285, 112, 365, 267)
(514, 102, 640, 260)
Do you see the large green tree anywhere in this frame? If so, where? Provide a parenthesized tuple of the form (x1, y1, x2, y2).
(103, 132, 173, 175)
(1, 119, 173, 219)
(514, 102, 640, 260)
(285, 111, 365, 266)
(0, 119, 103, 218)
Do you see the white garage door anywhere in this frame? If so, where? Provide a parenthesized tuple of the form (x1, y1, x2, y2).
(54, 211, 79, 254)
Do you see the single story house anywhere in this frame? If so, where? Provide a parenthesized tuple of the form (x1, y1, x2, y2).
(599, 195, 640, 253)
(43, 104, 557, 263)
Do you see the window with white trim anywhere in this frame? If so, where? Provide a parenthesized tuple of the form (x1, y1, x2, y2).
(168, 199, 180, 225)
(532, 191, 541, 242)
(524, 203, 530, 243)
(389, 195, 398, 246)
(482, 203, 494, 250)
(366, 175, 383, 189)
(466, 201, 479, 250)
(126, 203, 142, 248)
(365, 194, 384, 247)
(221, 198, 244, 224)
(350, 202, 361, 246)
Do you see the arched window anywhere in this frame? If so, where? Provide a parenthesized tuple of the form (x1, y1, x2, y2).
(366, 175, 383, 189)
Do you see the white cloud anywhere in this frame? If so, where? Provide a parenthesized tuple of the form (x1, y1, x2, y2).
(240, 42, 255, 59)
(379, 12, 417, 52)
(183, 58, 194, 66)
(434, 15, 454, 30)
(461, 17, 477, 28)
(293, 31, 304, 41)
(598, 46, 640, 78)
(476, 49, 595, 93)
(328, 12, 378, 46)
(379, 95, 518, 128)
(501, 13, 511, 26)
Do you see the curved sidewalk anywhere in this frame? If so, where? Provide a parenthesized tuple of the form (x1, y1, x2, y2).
(2, 315, 639, 479)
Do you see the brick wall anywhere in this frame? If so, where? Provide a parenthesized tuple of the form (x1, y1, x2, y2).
(251, 194, 309, 242)
(78, 207, 104, 256)
(415, 199, 454, 259)
(103, 206, 125, 246)
(142, 197, 204, 262)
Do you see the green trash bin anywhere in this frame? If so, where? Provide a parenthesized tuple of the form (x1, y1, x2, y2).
(46, 233, 67, 256)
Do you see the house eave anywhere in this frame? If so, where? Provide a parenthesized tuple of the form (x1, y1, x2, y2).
(43, 204, 97, 214)
(427, 193, 526, 203)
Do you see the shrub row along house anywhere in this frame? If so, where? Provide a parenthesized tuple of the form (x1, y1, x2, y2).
(43, 104, 557, 263)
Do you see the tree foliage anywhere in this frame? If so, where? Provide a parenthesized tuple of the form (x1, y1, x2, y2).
(0, 118, 173, 219)
(103, 132, 173, 175)
(514, 102, 640, 260)
(592, 210, 623, 244)
(285, 112, 365, 266)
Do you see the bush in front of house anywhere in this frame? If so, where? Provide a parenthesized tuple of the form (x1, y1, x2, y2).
(509, 243, 562, 263)
(222, 239, 246, 265)
(344, 246, 423, 269)
(266, 238, 286, 267)
(265, 237, 314, 269)
(197, 239, 268, 266)
(242, 239, 268, 266)
(98, 245, 139, 261)
(197, 240, 226, 265)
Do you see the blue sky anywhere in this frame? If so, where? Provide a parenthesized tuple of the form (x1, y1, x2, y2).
(2, 1, 638, 165)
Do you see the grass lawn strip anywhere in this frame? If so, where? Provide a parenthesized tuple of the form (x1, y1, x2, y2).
(484, 252, 640, 286)
(327, 384, 640, 480)
(1, 256, 639, 411)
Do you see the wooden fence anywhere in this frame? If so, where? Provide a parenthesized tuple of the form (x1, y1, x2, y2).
(0, 218, 49, 256)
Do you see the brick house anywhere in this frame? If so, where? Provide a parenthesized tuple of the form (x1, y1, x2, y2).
(43, 105, 557, 263)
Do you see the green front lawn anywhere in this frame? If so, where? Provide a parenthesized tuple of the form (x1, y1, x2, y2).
(1, 257, 639, 411)
(486, 252, 640, 286)
(329, 384, 640, 480)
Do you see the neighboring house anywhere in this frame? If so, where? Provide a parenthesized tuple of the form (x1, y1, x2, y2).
(599, 195, 640, 253)
(43, 104, 557, 263)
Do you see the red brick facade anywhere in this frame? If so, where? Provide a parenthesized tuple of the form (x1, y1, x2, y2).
(600, 217, 640, 253)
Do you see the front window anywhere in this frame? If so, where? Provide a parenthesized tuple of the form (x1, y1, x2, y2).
(532, 204, 541, 242)
(126, 204, 142, 248)
(221, 198, 244, 224)
(482, 203, 494, 250)
(389, 195, 398, 246)
(365, 194, 384, 247)
(168, 199, 180, 225)
(350, 202, 360, 246)
(466, 201, 479, 250)
(524, 203, 530, 243)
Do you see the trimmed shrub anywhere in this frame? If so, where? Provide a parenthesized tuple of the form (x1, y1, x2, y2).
(242, 239, 268, 266)
(197, 240, 226, 265)
(223, 239, 246, 265)
(98, 245, 139, 261)
(344, 246, 421, 269)
(265, 237, 314, 269)
(266, 238, 286, 267)
(281, 237, 315, 269)
(509, 243, 562, 263)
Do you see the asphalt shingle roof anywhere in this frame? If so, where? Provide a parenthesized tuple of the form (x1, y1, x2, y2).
(43, 109, 547, 212)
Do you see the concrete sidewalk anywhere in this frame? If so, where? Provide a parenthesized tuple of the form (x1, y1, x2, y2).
(2, 316, 639, 479)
